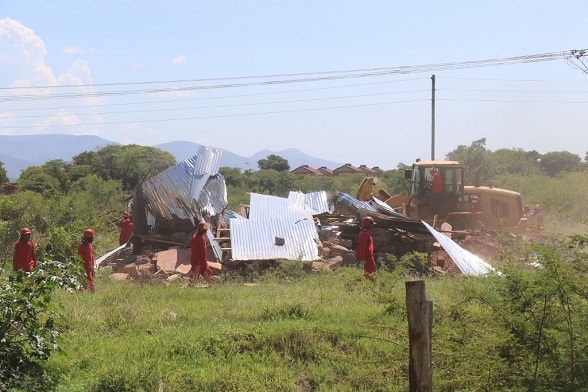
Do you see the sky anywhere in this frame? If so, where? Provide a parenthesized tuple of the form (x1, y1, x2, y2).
(1, 1, 587, 170)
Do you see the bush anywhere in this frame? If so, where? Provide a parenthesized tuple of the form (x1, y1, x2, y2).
(0, 260, 83, 391)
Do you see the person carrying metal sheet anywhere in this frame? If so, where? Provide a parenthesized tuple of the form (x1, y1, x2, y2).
(356, 217, 376, 281)
(78, 229, 96, 293)
(190, 221, 215, 285)
(13, 227, 36, 272)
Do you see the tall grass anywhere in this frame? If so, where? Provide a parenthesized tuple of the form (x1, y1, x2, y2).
(46, 246, 588, 391)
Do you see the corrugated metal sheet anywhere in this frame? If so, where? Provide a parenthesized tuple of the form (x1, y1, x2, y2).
(332, 192, 377, 212)
(189, 146, 224, 202)
(331, 192, 430, 234)
(247, 193, 314, 222)
(370, 197, 409, 218)
(287, 191, 331, 214)
(230, 217, 319, 261)
(140, 146, 227, 234)
(422, 221, 495, 276)
(249, 193, 289, 220)
(95, 243, 128, 268)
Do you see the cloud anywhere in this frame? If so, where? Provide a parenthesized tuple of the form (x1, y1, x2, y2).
(171, 55, 187, 65)
(62, 46, 84, 54)
(0, 18, 107, 134)
(0, 18, 57, 88)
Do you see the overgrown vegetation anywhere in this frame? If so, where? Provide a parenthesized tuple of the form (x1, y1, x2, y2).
(0, 139, 587, 390)
(0, 260, 83, 391)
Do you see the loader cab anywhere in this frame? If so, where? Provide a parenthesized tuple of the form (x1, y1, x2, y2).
(406, 161, 465, 218)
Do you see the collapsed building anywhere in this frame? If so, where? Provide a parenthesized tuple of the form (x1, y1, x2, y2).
(97, 147, 496, 282)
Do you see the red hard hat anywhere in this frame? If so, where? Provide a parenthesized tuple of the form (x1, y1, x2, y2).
(197, 221, 209, 230)
(20, 228, 31, 236)
(83, 229, 94, 238)
(362, 216, 374, 228)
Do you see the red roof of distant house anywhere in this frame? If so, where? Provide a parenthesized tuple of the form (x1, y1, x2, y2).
(290, 165, 320, 175)
(332, 163, 362, 175)
(316, 166, 333, 175)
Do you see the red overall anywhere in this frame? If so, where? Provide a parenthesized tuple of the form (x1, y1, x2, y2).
(356, 229, 376, 274)
(13, 240, 36, 272)
(190, 232, 214, 282)
(77, 242, 95, 292)
(118, 218, 134, 245)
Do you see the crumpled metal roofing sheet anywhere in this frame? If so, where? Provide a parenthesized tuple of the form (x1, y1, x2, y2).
(288, 191, 332, 214)
(189, 146, 224, 203)
(249, 193, 314, 221)
(332, 192, 377, 212)
(370, 197, 410, 218)
(140, 147, 227, 234)
(230, 216, 319, 261)
(422, 221, 495, 276)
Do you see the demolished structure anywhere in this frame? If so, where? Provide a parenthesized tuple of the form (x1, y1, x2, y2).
(98, 147, 499, 281)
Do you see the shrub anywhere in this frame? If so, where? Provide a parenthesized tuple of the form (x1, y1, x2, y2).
(0, 260, 83, 391)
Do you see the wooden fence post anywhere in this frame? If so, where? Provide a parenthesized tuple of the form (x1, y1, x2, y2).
(406, 280, 433, 391)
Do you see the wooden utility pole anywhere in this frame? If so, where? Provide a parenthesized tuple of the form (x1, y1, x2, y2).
(431, 74, 436, 161)
(406, 280, 433, 391)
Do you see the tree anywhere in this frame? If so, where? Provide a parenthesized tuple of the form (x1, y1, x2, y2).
(72, 144, 176, 190)
(18, 166, 60, 197)
(257, 154, 290, 172)
(445, 138, 492, 185)
(380, 163, 412, 195)
(539, 151, 581, 177)
(488, 148, 541, 177)
(0, 161, 8, 184)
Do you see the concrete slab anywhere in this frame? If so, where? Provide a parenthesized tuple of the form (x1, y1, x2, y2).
(156, 247, 191, 273)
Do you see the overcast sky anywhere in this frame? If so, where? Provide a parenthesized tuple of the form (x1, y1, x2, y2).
(1, 1, 587, 169)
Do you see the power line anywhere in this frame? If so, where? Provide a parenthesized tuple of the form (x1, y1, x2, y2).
(439, 98, 588, 104)
(8, 90, 430, 120)
(2, 99, 430, 129)
(443, 77, 588, 83)
(1, 49, 585, 102)
(3, 77, 428, 112)
(442, 88, 588, 93)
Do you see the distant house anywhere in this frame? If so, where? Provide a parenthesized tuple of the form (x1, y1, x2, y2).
(358, 164, 377, 176)
(316, 166, 333, 176)
(371, 166, 385, 177)
(332, 163, 363, 176)
(290, 165, 320, 176)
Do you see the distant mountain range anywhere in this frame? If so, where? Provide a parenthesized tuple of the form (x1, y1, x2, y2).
(0, 135, 343, 180)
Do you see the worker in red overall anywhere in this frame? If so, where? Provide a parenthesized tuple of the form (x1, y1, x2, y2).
(190, 221, 215, 285)
(430, 168, 443, 217)
(118, 211, 134, 245)
(77, 229, 96, 293)
(356, 216, 376, 280)
(13, 227, 36, 272)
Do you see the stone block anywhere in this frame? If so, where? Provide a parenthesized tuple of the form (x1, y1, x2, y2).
(342, 253, 357, 266)
(111, 273, 129, 281)
(329, 244, 349, 256)
(326, 255, 344, 269)
(113, 262, 138, 276)
(175, 263, 192, 275)
(339, 238, 353, 248)
(166, 274, 182, 282)
(209, 262, 222, 274)
(135, 255, 151, 265)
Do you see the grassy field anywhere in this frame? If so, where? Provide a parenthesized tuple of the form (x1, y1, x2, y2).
(36, 246, 588, 391)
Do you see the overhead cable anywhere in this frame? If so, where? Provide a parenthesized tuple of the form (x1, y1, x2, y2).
(1, 49, 585, 102)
